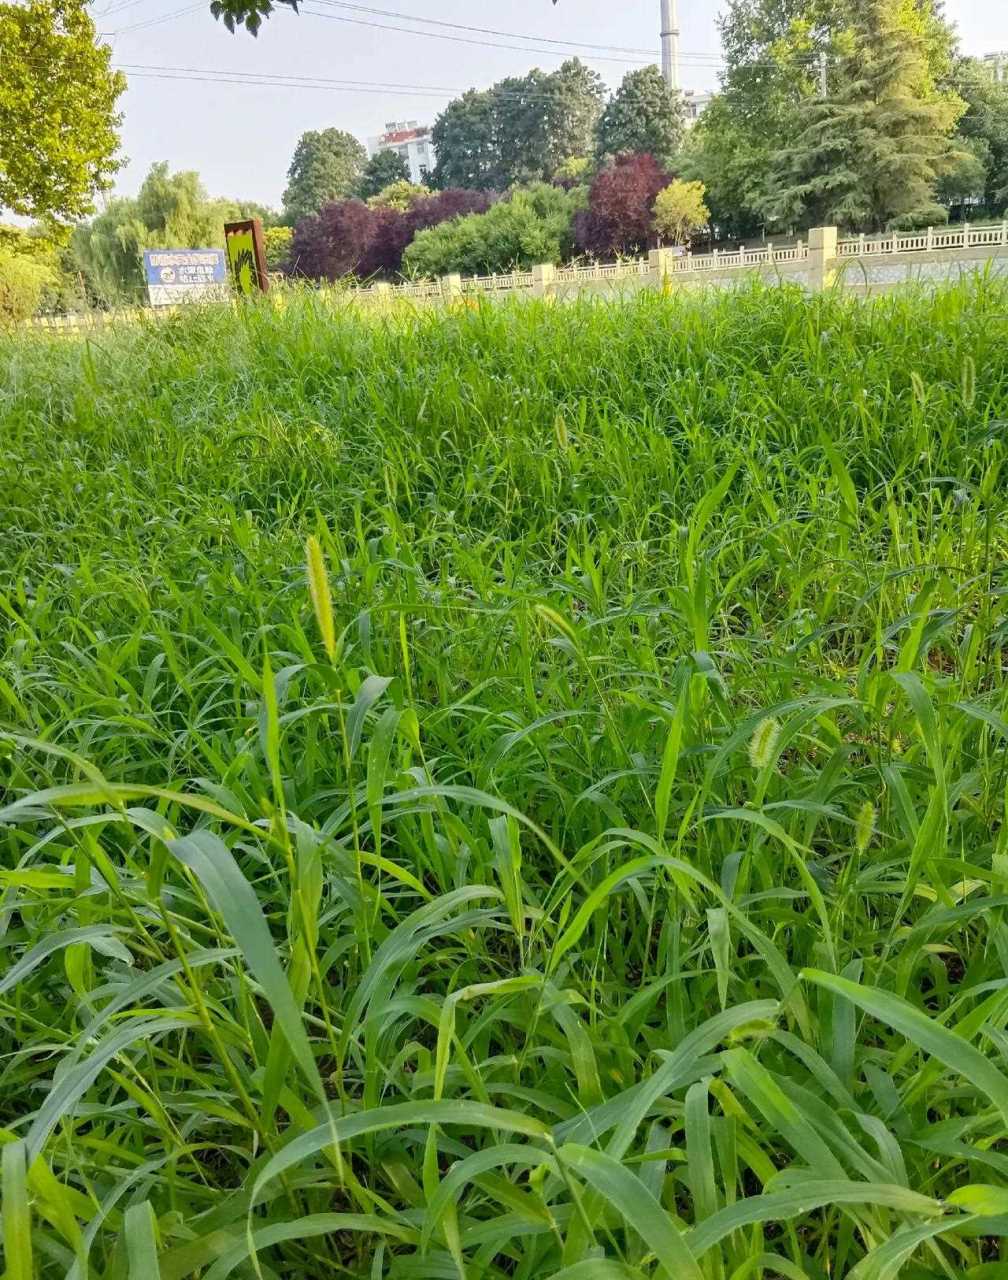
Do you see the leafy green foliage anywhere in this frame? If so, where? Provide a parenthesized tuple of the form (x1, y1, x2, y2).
(403, 183, 581, 276)
(0, 251, 52, 323)
(357, 149, 410, 200)
(208, 0, 295, 36)
(760, 0, 963, 230)
(692, 0, 960, 233)
(942, 56, 1008, 215)
(432, 60, 605, 190)
(366, 179, 430, 211)
(597, 66, 685, 167)
(0, 0, 125, 220)
(71, 162, 260, 303)
(263, 224, 293, 273)
(282, 128, 367, 225)
(2, 281, 1008, 1276)
(653, 179, 710, 245)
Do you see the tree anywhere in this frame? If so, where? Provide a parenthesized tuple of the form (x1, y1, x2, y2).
(282, 129, 366, 225)
(0, 0, 125, 221)
(941, 57, 1008, 215)
(759, 1, 963, 230)
(574, 153, 672, 258)
(554, 156, 591, 189)
(495, 60, 605, 185)
(597, 67, 685, 168)
(72, 162, 250, 302)
(688, 0, 959, 232)
(432, 60, 604, 191)
(431, 90, 502, 191)
(0, 252, 53, 324)
(357, 150, 410, 200)
(653, 180, 710, 244)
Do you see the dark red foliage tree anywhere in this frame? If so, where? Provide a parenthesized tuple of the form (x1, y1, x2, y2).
(574, 153, 672, 259)
(287, 199, 378, 281)
(288, 189, 497, 281)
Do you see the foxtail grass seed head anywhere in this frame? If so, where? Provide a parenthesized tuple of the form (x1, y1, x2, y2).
(855, 801, 876, 854)
(910, 370, 926, 407)
(554, 411, 569, 450)
(962, 355, 976, 411)
(305, 534, 336, 662)
(748, 716, 781, 771)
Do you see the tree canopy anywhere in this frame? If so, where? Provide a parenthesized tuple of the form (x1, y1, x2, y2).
(282, 129, 367, 225)
(0, 0, 125, 221)
(653, 179, 710, 245)
(357, 151, 411, 200)
(596, 67, 686, 168)
(431, 60, 605, 191)
(686, 0, 963, 233)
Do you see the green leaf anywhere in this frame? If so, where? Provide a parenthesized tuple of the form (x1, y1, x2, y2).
(559, 1144, 703, 1280)
(124, 1201, 160, 1279)
(170, 831, 326, 1100)
(801, 970, 1008, 1124)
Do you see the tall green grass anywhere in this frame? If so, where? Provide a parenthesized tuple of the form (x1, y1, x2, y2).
(1, 280, 1008, 1278)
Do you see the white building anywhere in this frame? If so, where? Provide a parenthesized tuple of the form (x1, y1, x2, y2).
(367, 121, 436, 185)
(682, 89, 713, 126)
(982, 51, 1007, 82)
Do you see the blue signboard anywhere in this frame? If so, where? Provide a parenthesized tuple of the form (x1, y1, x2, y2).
(143, 249, 228, 306)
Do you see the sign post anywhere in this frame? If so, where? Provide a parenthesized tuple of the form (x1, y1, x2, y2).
(143, 249, 228, 306)
(224, 219, 269, 296)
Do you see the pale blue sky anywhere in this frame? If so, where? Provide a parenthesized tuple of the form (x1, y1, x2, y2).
(95, 0, 1008, 210)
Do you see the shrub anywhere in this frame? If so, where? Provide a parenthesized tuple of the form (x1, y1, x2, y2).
(574, 153, 673, 258)
(403, 184, 580, 277)
(263, 225, 293, 274)
(0, 250, 52, 324)
(289, 188, 496, 281)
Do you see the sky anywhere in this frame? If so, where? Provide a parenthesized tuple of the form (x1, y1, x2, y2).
(92, 0, 1008, 211)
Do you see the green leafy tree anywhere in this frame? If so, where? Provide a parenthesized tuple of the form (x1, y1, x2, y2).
(431, 90, 502, 190)
(432, 60, 604, 190)
(690, 0, 958, 232)
(357, 151, 411, 200)
(597, 66, 685, 167)
(941, 57, 1008, 214)
(0, 0, 125, 221)
(496, 60, 605, 184)
(760, 1, 963, 230)
(282, 129, 366, 225)
(72, 162, 248, 302)
(653, 179, 710, 244)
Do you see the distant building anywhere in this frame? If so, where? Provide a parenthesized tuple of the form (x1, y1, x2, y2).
(982, 51, 1007, 82)
(682, 89, 713, 126)
(367, 121, 436, 185)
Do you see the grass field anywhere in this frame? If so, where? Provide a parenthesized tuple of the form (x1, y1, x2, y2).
(2, 280, 1008, 1279)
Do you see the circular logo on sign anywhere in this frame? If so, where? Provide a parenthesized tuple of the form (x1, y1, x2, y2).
(160, 267, 177, 283)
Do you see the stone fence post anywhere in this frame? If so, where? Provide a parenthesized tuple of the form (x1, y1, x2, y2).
(648, 247, 677, 285)
(532, 263, 556, 297)
(441, 273, 463, 302)
(808, 226, 839, 290)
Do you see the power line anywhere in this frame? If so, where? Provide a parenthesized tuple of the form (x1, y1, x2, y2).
(104, 2, 201, 33)
(298, 8, 657, 65)
(309, 0, 658, 57)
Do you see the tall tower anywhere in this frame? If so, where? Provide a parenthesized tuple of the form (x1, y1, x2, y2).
(660, 0, 680, 91)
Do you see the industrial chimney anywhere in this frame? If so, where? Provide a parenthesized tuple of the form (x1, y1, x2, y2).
(660, 0, 680, 91)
